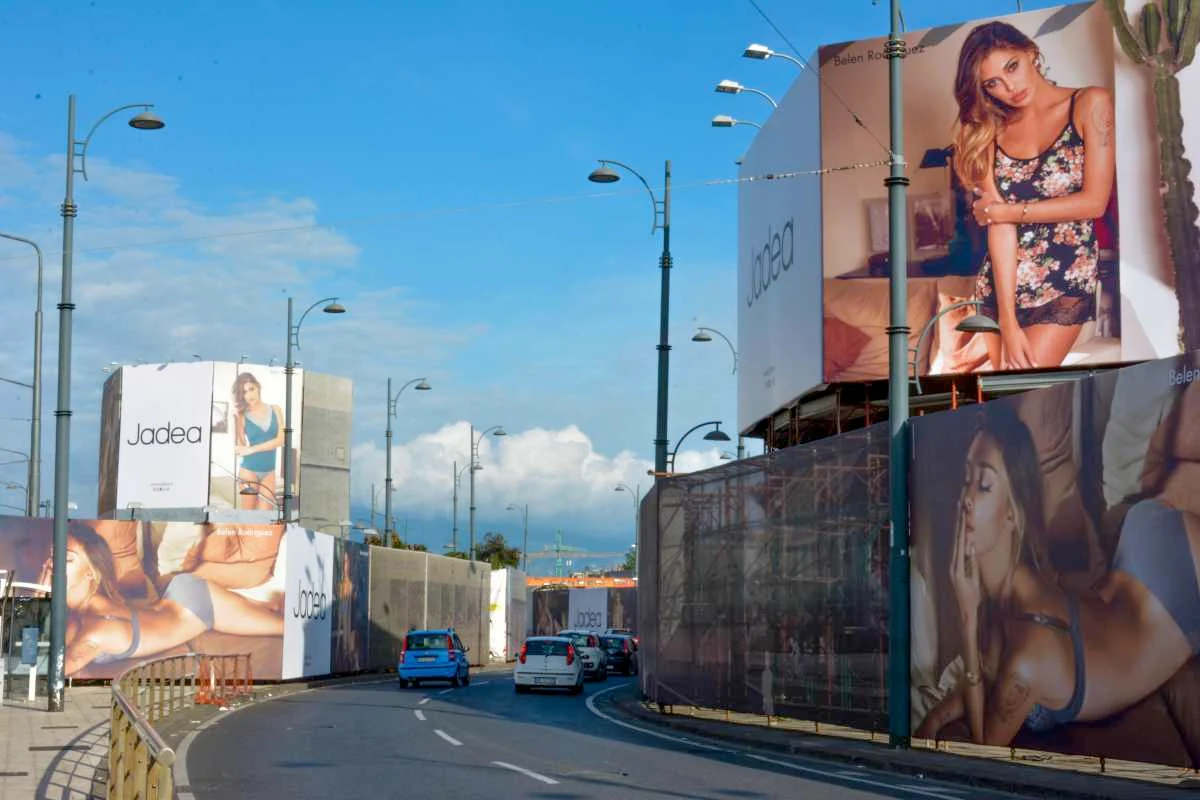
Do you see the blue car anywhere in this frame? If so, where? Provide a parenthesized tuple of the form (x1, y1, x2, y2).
(397, 629, 471, 688)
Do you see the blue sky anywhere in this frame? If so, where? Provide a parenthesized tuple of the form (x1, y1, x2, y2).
(0, 0, 1060, 571)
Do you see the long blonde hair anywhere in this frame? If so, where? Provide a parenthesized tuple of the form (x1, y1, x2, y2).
(952, 21, 1041, 190)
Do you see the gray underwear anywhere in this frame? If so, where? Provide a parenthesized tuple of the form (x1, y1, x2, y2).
(164, 572, 215, 630)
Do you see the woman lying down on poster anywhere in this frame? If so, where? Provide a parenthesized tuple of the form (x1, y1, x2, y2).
(915, 397, 1200, 746)
(40, 525, 283, 675)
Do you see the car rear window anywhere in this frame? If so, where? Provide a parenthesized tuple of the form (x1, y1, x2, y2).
(560, 632, 591, 647)
(406, 633, 449, 650)
(600, 636, 625, 649)
(525, 640, 569, 657)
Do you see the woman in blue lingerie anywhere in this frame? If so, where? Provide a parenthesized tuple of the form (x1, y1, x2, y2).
(915, 400, 1200, 745)
(233, 372, 285, 511)
(41, 526, 283, 676)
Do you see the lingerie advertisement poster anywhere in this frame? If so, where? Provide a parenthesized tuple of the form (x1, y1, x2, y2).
(818, 1, 1200, 384)
(209, 362, 303, 515)
(281, 525, 334, 680)
(910, 350, 1200, 767)
(0, 517, 288, 680)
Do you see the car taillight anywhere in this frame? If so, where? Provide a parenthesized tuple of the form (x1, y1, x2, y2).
(519, 643, 528, 664)
(623, 640, 629, 654)
(446, 634, 457, 660)
(566, 644, 575, 666)
(400, 641, 408, 660)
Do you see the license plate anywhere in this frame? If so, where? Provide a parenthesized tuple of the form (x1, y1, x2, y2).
(534, 677, 554, 685)
(418, 656, 435, 663)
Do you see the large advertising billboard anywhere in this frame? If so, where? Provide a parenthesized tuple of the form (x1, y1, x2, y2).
(910, 351, 1200, 766)
(115, 362, 215, 510)
(282, 525, 334, 679)
(208, 362, 302, 514)
(330, 538, 370, 673)
(819, 1, 1200, 384)
(0, 517, 288, 680)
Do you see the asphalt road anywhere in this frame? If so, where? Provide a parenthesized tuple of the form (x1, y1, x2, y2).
(179, 670, 1024, 799)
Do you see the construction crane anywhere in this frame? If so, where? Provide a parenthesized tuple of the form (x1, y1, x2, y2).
(524, 530, 626, 577)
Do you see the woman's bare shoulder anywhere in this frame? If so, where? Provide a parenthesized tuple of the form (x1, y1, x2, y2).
(1075, 86, 1114, 115)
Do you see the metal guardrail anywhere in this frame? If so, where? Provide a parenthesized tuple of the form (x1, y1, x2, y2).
(108, 653, 252, 800)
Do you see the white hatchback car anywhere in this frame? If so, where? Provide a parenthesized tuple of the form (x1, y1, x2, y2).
(513, 636, 584, 695)
(556, 629, 608, 681)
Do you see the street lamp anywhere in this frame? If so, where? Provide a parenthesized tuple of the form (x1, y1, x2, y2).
(283, 296, 345, 523)
(587, 158, 672, 477)
(468, 425, 505, 560)
(666, 421, 730, 473)
(691, 326, 746, 460)
(711, 115, 761, 130)
(49, 95, 164, 713)
(385, 377, 431, 544)
(614, 483, 641, 578)
(714, 79, 778, 108)
(451, 460, 477, 553)
(910, 302, 1000, 395)
(742, 43, 807, 69)
(0, 233, 43, 517)
(505, 503, 528, 572)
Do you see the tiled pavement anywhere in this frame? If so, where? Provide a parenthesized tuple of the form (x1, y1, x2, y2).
(0, 686, 111, 800)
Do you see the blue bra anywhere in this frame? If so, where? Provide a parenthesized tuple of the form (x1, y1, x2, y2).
(1018, 593, 1086, 732)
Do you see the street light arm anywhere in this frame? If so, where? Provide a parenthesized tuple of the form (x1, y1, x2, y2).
(473, 425, 504, 451)
(696, 326, 738, 374)
(389, 376, 429, 416)
(741, 86, 779, 108)
(292, 295, 340, 351)
(76, 103, 156, 181)
(909, 299, 983, 395)
(668, 420, 723, 471)
(595, 159, 663, 235)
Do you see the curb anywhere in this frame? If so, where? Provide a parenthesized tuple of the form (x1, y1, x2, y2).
(604, 690, 1195, 800)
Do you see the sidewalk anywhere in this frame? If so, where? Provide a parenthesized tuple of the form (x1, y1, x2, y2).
(605, 690, 1200, 800)
(0, 686, 112, 800)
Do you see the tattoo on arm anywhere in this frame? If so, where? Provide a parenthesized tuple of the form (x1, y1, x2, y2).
(1091, 100, 1114, 148)
(994, 672, 1032, 725)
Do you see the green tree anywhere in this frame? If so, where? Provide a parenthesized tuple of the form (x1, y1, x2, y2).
(475, 532, 521, 570)
(622, 547, 637, 572)
(408, 543, 429, 552)
(445, 550, 468, 560)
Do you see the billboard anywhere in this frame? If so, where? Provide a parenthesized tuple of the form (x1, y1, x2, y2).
(737, 60, 824, 433)
(282, 525, 334, 679)
(330, 538, 370, 673)
(0, 517, 288, 680)
(208, 362, 302, 514)
(909, 351, 1200, 766)
(115, 362, 215, 510)
(819, 1, 1200, 384)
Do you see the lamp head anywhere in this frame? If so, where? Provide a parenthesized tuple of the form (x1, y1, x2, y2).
(415, 380, 432, 391)
(719, 452, 734, 461)
(128, 109, 165, 130)
(703, 428, 732, 443)
(743, 43, 772, 60)
(588, 165, 620, 184)
(715, 79, 743, 94)
(322, 301, 346, 314)
(956, 313, 1001, 335)
(492, 427, 507, 437)
(712, 115, 736, 128)
(691, 329, 713, 343)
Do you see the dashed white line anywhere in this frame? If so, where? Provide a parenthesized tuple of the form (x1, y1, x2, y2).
(435, 729, 462, 746)
(414, 709, 426, 721)
(438, 688, 454, 695)
(474, 680, 490, 686)
(418, 697, 430, 705)
(492, 760, 559, 785)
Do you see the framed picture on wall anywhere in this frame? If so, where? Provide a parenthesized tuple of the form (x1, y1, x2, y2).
(865, 198, 890, 254)
(909, 193, 953, 260)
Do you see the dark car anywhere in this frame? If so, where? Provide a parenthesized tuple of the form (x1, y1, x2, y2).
(599, 634, 638, 676)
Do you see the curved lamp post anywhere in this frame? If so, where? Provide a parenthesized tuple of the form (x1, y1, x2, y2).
(49, 95, 163, 713)
(588, 159, 671, 477)
(506, 502, 529, 572)
(283, 296, 345, 523)
(742, 43, 807, 69)
(385, 377, 431, 542)
(712, 115, 761, 130)
(452, 460, 477, 553)
(0, 233, 43, 517)
(909, 302, 1000, 395)
(667, 421, 731, 473)
(715, 79, 778, 108)
(691, 326, 746, 459)
(614, 483, 641, 578)
(468, 424, 505, 559)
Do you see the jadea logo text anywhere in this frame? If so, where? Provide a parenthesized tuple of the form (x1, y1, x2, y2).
(125, 422, 204, 446)
(746, 218, 794, 308)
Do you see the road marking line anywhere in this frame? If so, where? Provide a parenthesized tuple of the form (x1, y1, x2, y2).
(414, 710, 425, 721)
(585, 685, 958, 800)
(418, 697, 430, 705)
(438, 688, 454, 695)
(492, 760, 559, 785)
(435, 729, 462, 746)
(475, 680, 490, 686)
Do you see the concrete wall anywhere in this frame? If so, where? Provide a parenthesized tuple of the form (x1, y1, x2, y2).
(297, 371, 353, 535)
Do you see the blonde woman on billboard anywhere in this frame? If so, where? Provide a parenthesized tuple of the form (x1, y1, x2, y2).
(42, 525, 283, 676)
(914, 400, 1200, 747)
(952, 21, 1115, 371)
(233, 372, 285, 511)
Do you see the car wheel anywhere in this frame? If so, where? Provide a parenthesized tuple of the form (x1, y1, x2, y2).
(600, 666, 609, 682)
(462, 670, 471, 686)
(452, 674, 461, 688)
(398, 678, 409, 689)
(515, 684, 528, 694)
(570, 676, 584, 695)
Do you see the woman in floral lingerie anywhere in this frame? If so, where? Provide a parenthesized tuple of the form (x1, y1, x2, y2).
(952, 21, 1115, 370)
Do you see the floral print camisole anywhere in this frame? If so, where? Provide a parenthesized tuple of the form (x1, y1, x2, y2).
(976, 89, 1097, 327)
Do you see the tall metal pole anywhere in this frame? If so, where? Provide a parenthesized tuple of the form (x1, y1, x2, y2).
(521, 503, 528, 573)
(48, 94, 78, 712)
(385, 377, 394, 545)
(370, 482, 378, 530)
(885, 0, 911, 749)
(451, 461, 459, 552)
(468, 425, 476, 559)
(0, 233, 44, 517)
(282, 297, 295, 523)
(654, 160, 672, 477)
